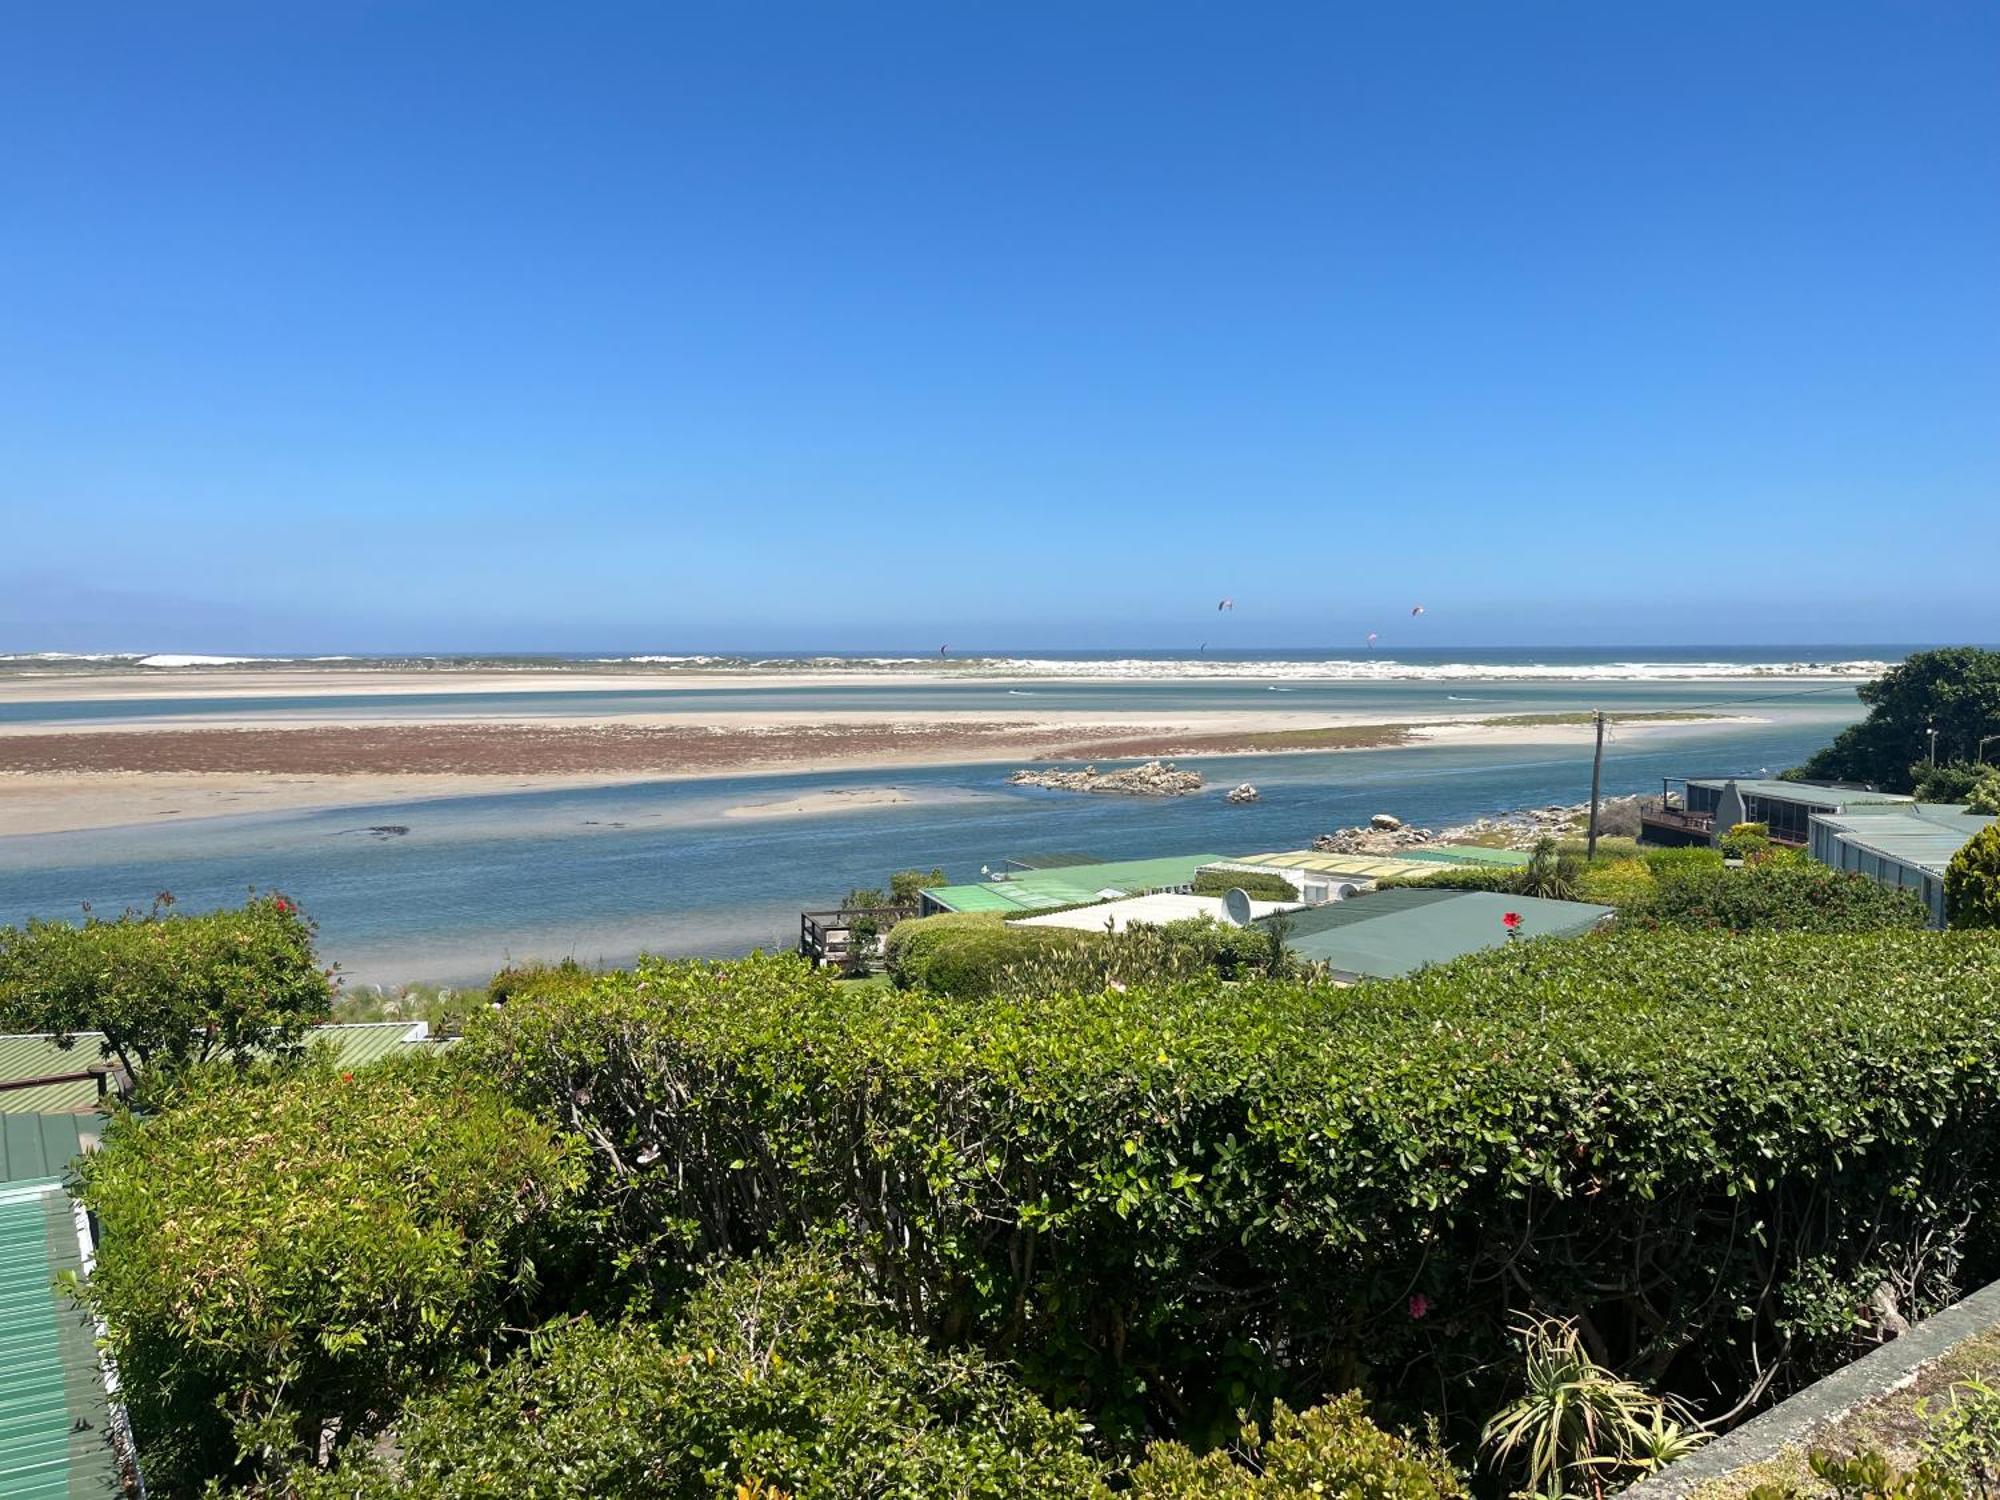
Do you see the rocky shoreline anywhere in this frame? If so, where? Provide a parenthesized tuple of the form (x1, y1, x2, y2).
(1008, 760, 1205, 796)
(1312, 796, 1643, 854)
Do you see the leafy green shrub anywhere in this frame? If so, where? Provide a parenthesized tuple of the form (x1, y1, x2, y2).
(70, 1054, 587, 1492)
(469, 935, 2000, 1448)
(1128, 1395, 1466, 1499)
(1193, 870, 1301, 901)
(489, 957, 597, 1006)
(1749, 1448, 1971, 1500)
(1721, 820, 1774, 860)
(333, 1248, 1104, 1500)
(1969, 776, 2000, 817)
(0, 893, 331, 1085)
(1947, 823, 2000, 930)
(883, 911, 1091, 996)
(1627, 858, 1927, 933)
(1920, 1379, 2000, 1492)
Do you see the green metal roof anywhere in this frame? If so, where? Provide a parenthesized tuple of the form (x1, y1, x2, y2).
(1689, 778, 1910, 810)
(925, 854, 1228, 914)
(1816, 804, 1997, 877)
(1000, 851, 1108, 870)
(0, 1118, 91, 1191)
(0, 1184, 122, 1498)
(1269, 888, 1613, 979)
(0, 1023, 433, 1115)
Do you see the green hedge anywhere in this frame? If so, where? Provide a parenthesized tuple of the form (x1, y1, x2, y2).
(71, 1055, 587, 1493)
(468, 935, 2000, 1447)
(277, 1250, 1453, 1499)
(1193, 870, 1301, 901)
(883, 911, 1094, 996)
(1625, 856, 1929, 932)
(313, 1248, 1103, 1500)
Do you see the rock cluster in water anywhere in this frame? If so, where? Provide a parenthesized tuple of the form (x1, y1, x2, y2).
(1312, 797, 1645, 853)
(1009, 760, 1204, 796)
(1225, 783, 1260, 804)
(1314, 802, 1591, 854)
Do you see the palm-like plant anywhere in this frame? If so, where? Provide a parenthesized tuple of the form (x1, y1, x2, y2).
(1483, 1317, 1706, 1499)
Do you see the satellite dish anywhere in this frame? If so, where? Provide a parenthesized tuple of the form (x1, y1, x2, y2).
(1222, 887, 1254, 926)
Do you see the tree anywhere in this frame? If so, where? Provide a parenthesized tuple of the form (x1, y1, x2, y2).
(0, 893, 332, 1084)
(840, 886, 887, 909)
(844, 912, 881, 977)
(1946, 823, 2000, 930)
(1914, 761, 1992, 804)
(1789, 649, 2000, 792)
(889, 867, 948, 905)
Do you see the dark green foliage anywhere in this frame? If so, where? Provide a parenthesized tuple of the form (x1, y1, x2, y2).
(1947, 823, 2000, 930)
(70, 1054, 587, 1494)
(468, 936, 2000, 1448)
(1789, 648, 2000, 792)
(1914, 761, 1994, 805)
(0, 893, 332, 1085)
(319, 1248, 1103, 1500)
(1127, 1395, 1467, 1499)
(1193, 870, 1301, 901)
(1625, 856, 1928, 932)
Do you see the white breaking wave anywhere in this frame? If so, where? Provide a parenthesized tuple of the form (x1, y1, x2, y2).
(940, 656, 1891, 682)
(133, 654, 266, 667)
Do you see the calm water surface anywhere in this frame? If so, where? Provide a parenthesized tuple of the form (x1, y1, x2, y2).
(0, 685, 1863, 985)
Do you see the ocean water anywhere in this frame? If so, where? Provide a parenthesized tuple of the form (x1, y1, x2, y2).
(0, 649, 1875, 986)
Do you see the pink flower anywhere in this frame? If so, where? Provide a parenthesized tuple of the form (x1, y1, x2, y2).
(1408, 1293, 1430, 1319)
(1502, 911, 1522, 931)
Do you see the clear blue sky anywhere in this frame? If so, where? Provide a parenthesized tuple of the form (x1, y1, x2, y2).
(4, 3, 1996, 652)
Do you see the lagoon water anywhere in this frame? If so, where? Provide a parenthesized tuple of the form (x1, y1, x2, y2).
(0, 651, 1880, 985)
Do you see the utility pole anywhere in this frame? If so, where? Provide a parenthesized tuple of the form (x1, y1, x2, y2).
(1587, 708, 1606, 860)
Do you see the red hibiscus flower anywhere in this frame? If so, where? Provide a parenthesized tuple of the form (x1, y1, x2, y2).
(1502, 911, 1522, 931)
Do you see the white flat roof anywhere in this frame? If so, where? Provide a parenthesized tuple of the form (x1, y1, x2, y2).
(1007, 891, 1301, 933)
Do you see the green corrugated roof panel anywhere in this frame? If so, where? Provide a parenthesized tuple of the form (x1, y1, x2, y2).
(1396, 845, 1535, 867)
(0, 1185, 121, 1499)
(1, 1023, 432, 1114)
(0, 1038, 103, 1117)
(927, 854, 1228, 914)
(1272, 889, 1612, 979)
(0, 1118, 90, 1191)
